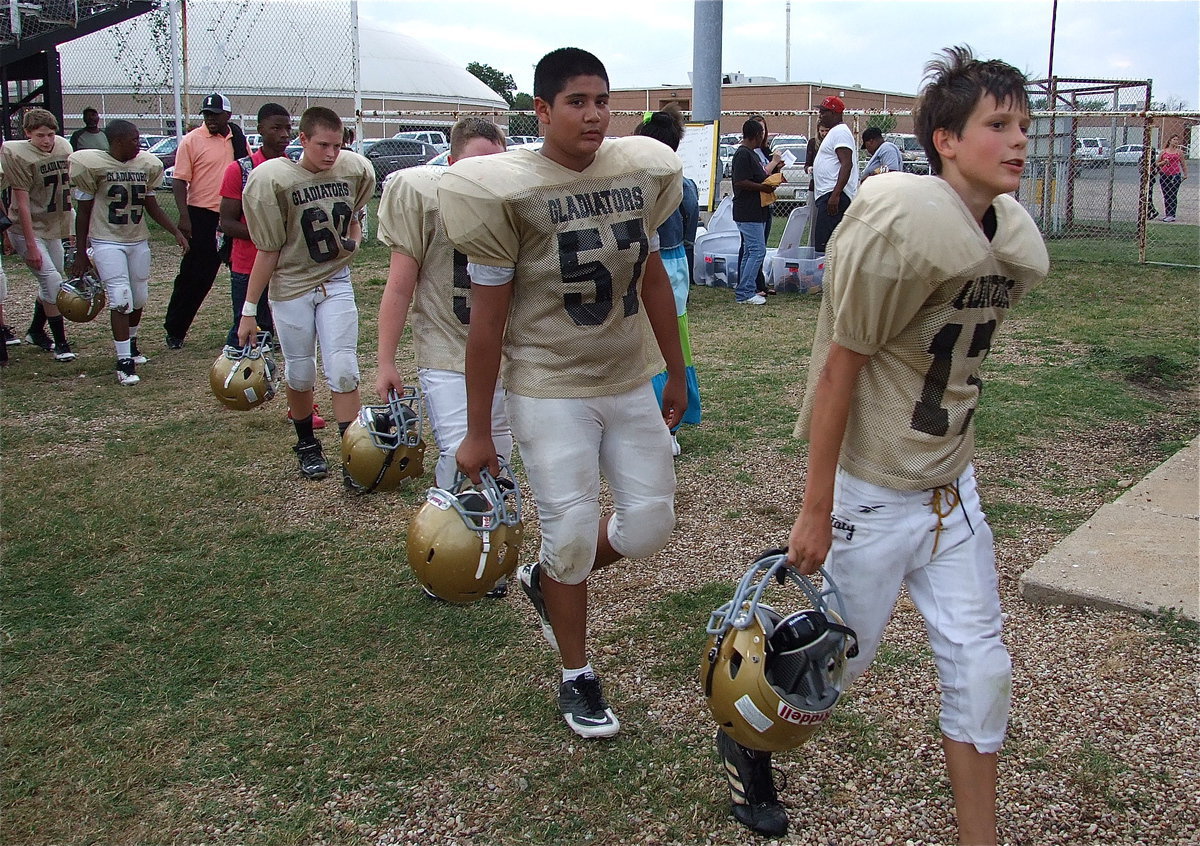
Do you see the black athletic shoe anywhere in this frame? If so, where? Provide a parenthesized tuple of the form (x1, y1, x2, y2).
(716, 729, 788, 838)
(558, 672, 620, 738)
(485, 577, 509, 599)
(25, 329, 54, 352)
(130, 339, 148, 364)
(293, 439, 328, 480)
(53, 341, 77, 362)
(165, 334, 184, 350)
(115, 357, 140, 386)
(1, 325, 20, 346)
(517, 562, 557, 650)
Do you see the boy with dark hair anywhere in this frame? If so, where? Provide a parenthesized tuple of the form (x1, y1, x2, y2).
(441, 47, 686, 738)
(1, 108, 77, 360)
(718, 46, 1050, 842)
(237, 106, 375, 484)
(376, 117, 511, 495)
(70, 121, 189, 385)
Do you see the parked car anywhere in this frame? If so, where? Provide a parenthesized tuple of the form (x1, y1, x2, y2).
(363, 138, 439, 190)
(140, 134, 169, 151)
(147, 135, 179, 169)
(884, 133, 930, 174)
(770, 134, 807, 149)
(508, 135, 540, 146)
(161, 165, 174, 191)
(1074, 137, 1111, 167)
(1113, 143, 1143, 165)
(284, 141, 303, 161)
(426, 150, 452, 168)
(392, 130, 449, 153)
(244, 133, 262, 151)
(718, 143, 738, 178)
(772, 142, 811, 199)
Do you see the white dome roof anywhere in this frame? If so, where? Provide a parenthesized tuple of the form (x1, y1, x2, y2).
(59, 4, 507, 109)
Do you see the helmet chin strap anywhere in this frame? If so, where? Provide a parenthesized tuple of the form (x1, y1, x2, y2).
(475, 533, 492, 580)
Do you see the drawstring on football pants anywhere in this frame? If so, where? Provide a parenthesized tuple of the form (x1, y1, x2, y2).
(927, 481, 974, 556)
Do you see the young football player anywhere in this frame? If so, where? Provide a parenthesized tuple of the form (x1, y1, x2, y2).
(441, 47, 687, 739)
(376, 117, 511, 489)
(0, 108, 77, 360)
(730, 46, 1049, 842)
(70, 121, 189, 385)
(376, 117, 511, 596)
(237, 106, 375, 484)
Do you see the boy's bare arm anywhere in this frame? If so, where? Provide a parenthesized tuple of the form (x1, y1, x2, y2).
(145, 196, 189, 252)
(376, 251, 419, 399)
(71, 199, 95, 277)
(640, 251, 687, 428)
(788, 342, 869, 574)
(11, 189, 41, 269)
(456, 281, 512, 483)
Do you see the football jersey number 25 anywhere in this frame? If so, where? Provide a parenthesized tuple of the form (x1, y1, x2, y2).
(557, 219, 649, 327)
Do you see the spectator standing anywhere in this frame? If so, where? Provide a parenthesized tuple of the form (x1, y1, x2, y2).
(731, 118, 774, 305)
(1157, 134, 1188, 222)
(811, 95, 859, 252)
(163, 94, 248, 348)
(860, 127, 902, 181)
(749, 114, 784, 295)
(634, 106, 703, 454)
(69, 108, 109, 152)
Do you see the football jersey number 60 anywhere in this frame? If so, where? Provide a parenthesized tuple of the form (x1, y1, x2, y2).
(557, 219, 649, 327)
(300, 202, 354, 263)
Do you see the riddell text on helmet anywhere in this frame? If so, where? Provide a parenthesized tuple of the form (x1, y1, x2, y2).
(777, 702, 833, 725)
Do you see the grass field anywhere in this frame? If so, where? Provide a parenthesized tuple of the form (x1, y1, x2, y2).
(2, 199, 1198, 845)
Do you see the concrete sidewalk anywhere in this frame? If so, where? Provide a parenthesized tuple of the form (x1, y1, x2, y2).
(1021, 437, 1199, 621)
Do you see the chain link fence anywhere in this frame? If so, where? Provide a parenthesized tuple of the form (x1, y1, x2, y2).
(41, 2, 1198, 265)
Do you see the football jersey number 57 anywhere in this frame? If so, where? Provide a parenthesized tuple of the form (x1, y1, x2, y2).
(557, 219, 649, 327)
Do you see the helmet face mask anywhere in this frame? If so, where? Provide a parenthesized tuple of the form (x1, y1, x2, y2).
(701, 550, 858, 752)
(56, 273, 107, 322)
(407, 460, 524, 604)
(340, 387, 426, 492)
(209, 332, 279, 411)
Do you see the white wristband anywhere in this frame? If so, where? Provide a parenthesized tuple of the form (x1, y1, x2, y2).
(241, 301, 259, 317)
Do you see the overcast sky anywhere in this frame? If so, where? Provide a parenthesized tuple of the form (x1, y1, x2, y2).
(359, 0, 1198, 108)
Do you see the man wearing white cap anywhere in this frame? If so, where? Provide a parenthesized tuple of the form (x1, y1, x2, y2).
(163, 93, 248, 348)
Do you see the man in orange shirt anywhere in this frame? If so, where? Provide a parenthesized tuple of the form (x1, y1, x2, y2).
(163, 94, 247, 348)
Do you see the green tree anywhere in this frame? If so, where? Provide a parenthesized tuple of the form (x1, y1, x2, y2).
(508, 92, 538, 136)
(866, 114, 897, 133)
(467, 61, 517, 105)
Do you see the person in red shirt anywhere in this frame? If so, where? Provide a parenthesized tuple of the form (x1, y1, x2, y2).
(219, 103, 291, 347)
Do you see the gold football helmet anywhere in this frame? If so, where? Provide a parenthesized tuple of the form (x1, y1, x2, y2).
(56, 273, 107, 323)
(209, 333, 279, 411)
(407, 461, 524, 604)
(340, 387, 426, 492)
(701, 550, 858, 752)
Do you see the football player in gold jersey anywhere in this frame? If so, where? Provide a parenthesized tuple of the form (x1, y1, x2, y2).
(740, 47, 1049, 843)
(0, 109, 76, 359)
(441, 48, 686, 739)
(238, 107, 375, 484)
(70, 121, 189, 385)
